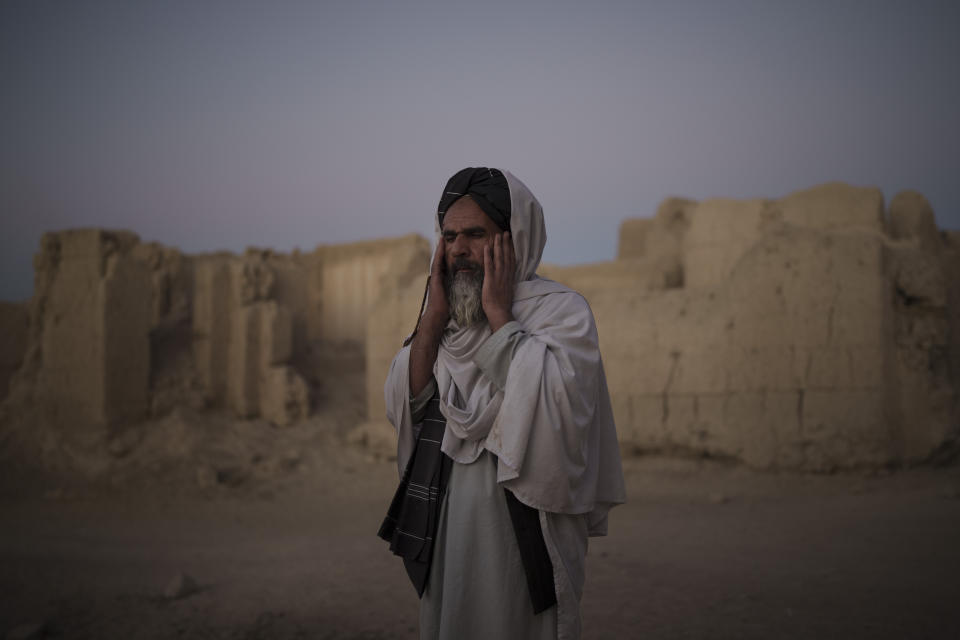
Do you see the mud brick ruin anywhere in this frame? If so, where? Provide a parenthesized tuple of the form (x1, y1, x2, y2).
(1, 182, 957, 472)
(0, 232, 429, 453)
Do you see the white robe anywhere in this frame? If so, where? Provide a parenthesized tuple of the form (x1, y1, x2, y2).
(384, 169, 626, 640)
(419, 451, 561, 640)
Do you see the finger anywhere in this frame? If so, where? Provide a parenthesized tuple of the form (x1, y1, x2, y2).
(504, 232, 515, 271)
(483, 241, 492, 278)
(432, 237, 445, 274)
(500, 233, 511, 281)
(494, 233, 502, 274)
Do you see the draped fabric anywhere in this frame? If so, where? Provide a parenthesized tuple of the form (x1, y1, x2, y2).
(419, 452, 560, 640)
(385, 169, 625, 535)
(504, 486, 558, 613)
(378, 388, 557, 612)
(378, 391, 452, 596)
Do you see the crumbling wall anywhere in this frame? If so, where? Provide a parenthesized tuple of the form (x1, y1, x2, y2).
(190, 249, 310, 426)
(615, 196, 692, 288)
(0, 301, 29, 402)
(4, 232, 316, 442)
(187, 235, 429, 426)
(192, 255, 235, 409)
(683, 184, 885, 289)
(365, 277, 427, 423)
(130, 241, 204, 417)
(349, 245, 430, 458)
(18, 230, 153, 435)
(308, 234, 430, 345)
(886, 191, 960, 460)
(684, 197, 770, 289)
(539, 260, 678, 301)
(602, 226, 892, 470)
(540, 198, 692, 298)
(945, 231, 960, 442)
(777, 182, 886, 233)
(268, 249, 313, 359)
(3, 182, 954, 472)
(594, 183, 956, 469)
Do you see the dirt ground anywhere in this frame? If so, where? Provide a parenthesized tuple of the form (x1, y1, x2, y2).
(2, 438, 960, 640)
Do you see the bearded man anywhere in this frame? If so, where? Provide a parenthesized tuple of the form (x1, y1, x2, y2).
(378, 168, 625, 640)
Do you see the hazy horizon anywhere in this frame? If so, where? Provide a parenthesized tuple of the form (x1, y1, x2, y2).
(2, 0, 958, 302)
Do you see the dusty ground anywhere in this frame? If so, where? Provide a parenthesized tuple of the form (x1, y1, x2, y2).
(2, 427, 960, 640)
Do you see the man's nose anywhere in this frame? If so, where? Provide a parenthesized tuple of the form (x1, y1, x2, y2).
(450, 234, 469, 256)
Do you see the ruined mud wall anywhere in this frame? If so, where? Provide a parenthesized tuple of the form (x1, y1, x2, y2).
(309, 235, 431, 345)
(191, 249, 311, 425)
(885, 192, 959, 462)
(350, 251, 432, 458)
(189, 235, 429, 425)
(554, 184, 957, 469)
(2, 230, 429, 447)
(2, 184, 954, 472)
(590, 226, 894, 469)
(366, 183, 958, 471)
(5, 230, 155, 439)
(0, 301, 29, 401)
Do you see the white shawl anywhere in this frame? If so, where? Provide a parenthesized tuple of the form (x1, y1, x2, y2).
(385, 170, 625, 535)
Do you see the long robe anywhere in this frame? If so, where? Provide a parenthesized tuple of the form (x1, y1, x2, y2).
(384, 169, 626, 640)
(406, 322, 591, 639)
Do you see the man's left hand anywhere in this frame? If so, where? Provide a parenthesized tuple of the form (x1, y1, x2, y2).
(482, 231, 516, 333)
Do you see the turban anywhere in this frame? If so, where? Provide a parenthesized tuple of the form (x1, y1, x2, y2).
(437, 167, 511, 231)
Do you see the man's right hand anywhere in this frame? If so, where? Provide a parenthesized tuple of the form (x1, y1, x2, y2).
(409, 237, 448, 397)
(424, 236, 449, 326)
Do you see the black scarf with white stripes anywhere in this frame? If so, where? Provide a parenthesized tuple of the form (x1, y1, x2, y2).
(377, 391, 451, 595)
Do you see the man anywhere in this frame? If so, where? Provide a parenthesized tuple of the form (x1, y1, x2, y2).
(378, 168, 625, 640)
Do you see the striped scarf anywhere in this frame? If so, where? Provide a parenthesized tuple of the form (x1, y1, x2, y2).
(377, 391, 451, 596)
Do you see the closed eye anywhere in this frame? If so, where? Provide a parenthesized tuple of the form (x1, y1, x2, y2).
(442, 227, 488, 242)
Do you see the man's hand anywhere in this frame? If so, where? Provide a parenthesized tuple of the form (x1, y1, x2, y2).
(425, 236, 449, 326)
(409, 236, 448, 397)
(482, 232, 516, 333)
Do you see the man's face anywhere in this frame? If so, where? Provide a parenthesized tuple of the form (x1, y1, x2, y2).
(441, 196, 502, 275)
(440, 196, 502, 327)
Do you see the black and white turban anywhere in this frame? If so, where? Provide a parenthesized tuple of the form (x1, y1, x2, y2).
(437, 167, 511, 231)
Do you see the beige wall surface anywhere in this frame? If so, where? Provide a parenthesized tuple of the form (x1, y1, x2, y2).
(0, 301, 29, 402)
(3, 183, 956, 472)
(4, 231, 429, 439)
(309, 235, 430, 346)
(593, 227, 893, 470)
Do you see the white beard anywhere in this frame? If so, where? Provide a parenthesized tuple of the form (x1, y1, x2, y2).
(445, 269, 486, 328)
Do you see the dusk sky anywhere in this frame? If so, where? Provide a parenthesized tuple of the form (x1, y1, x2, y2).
(2, 0, 958, 302)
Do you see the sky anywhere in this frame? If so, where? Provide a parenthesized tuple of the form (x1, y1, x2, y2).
(1, 0, 958, 302)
